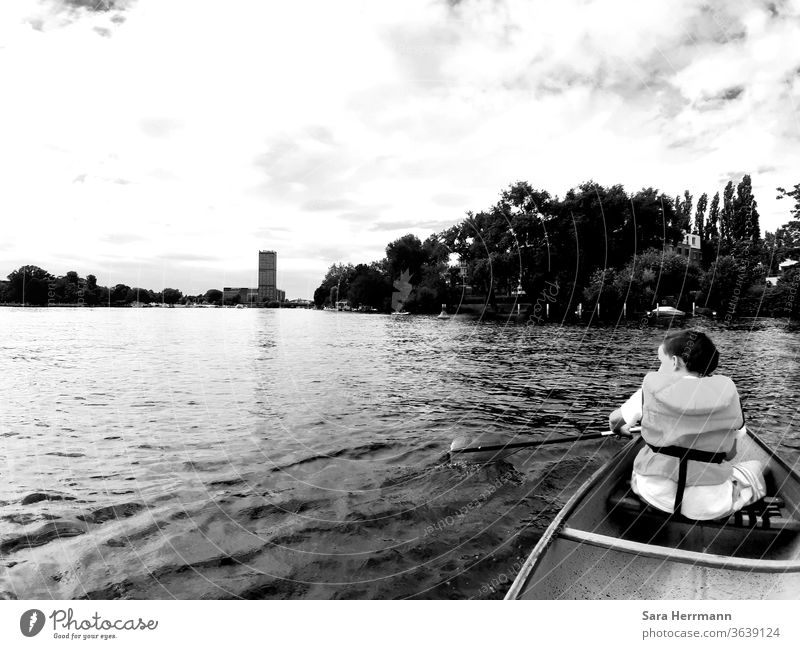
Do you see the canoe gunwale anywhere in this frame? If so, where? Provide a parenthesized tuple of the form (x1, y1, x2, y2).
(560, 526, 800, 573)
(505, 428, 800, 600)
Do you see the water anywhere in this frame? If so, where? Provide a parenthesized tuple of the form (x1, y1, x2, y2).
(1, 308, 799, 599)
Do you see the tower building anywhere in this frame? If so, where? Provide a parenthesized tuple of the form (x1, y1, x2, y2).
(258, 250, 278, 301)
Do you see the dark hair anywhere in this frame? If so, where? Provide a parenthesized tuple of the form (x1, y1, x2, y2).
(662, 330, 719, 376)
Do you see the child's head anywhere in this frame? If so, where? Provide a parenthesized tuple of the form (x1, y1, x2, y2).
(658, 330, 719, 376)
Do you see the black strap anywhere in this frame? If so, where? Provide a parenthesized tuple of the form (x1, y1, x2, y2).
(646, 444, 727, 515)
(675, 457, 688, 514)
(646, 444, 727, 464)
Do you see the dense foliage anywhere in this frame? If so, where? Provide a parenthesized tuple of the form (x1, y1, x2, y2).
(313, 175, 800, 319)
(0, 267, 196, 307)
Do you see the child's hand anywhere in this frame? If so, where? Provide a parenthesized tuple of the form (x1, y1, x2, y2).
(725, 427, 746, 461)
(609, 408, 626, 433)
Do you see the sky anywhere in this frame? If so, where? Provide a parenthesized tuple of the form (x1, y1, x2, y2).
(1, 0, 799, 299)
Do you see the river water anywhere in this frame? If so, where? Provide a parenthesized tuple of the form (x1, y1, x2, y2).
(1, 308, 799, 599)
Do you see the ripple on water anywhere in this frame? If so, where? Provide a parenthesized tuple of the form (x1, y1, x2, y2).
(0, 310, 798, 598)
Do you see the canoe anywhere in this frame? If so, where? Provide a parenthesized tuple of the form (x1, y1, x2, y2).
(505, 428, 800, 599)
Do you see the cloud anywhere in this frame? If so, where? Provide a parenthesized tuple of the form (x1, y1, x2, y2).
(252, 226, 292, 237)
(100, 233, 146, 244)
(164, 253, 223, 263)
(140, 118, 183, 139)
(432, 193, 471, 207)
(19, 0, 135, 33)
(718, 86, 745, 101)
(369, 219, 457, 232)
(338, 211, 380, 223)
(312, 245, 358, 261)
(1, 0, 799, 299)
(62, 1, 127, 10)
(302, 198, 359, 212)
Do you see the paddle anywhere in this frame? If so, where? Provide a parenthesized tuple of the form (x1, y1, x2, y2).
(449, 426, 639, 460)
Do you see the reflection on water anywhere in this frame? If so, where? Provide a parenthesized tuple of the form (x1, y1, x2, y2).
(0, 308, 798, 598)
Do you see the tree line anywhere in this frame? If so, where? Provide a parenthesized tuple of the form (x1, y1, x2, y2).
(0, 267, 228, 307)
(314, 175, 800, 319)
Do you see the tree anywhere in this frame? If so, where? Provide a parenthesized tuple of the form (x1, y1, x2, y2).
(613, 249, 701, 312)
(126, 287, 152, 303)
(110, 284, 132, 305)
(700, 191, 722, 268)
(733, 174, 760, 242)
(497, 181, 552, 217)
(776, 224, 800, 257)
(312, 262, 357, 308)
(721, 181, 735, 243)
(698, 255, 751, 315)
(548, 181, 630, 297)
(680, 190, 693, 232)
(346, 264, 391, 311)
(776, 182, 800, 234)
(205, 289, 222, 306)
(313, 285, 328, 308)
(6, 265, 54, 305)
(87, 284, 108, 306)
(385, 234, 427, 284)
(583, 268, 622, 316)
(162, 288, 183, 305)
(706, 192, 720, 240)
(694, 193, 707, 239)
(629, 188, 683, 252)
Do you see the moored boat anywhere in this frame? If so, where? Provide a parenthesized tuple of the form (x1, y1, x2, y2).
(505, 428, 800, 599)
(646, 305, 686, 325)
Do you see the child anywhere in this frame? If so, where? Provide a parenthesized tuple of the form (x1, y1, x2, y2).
(609, 330, 766, 520)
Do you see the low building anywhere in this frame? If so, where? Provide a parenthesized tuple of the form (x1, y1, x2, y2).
(767, 259, 798, 286)
(285, 299, 314, 308)
(223, 287, 262, 304)
(223, 287, 247, 303)
(668, 233, 702, 265)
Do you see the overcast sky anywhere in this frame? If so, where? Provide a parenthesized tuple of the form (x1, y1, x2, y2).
(1, 0, 799, 299)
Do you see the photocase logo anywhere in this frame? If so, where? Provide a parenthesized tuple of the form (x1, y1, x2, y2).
(20, 609, 45, 637)
(392, 269, 413, 312)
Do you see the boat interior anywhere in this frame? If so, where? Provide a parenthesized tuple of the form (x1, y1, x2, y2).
(509, 432, 800, 599)
(564, 434, 800, 565)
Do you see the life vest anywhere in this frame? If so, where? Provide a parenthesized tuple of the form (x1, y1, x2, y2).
(634, 371, 744, 514)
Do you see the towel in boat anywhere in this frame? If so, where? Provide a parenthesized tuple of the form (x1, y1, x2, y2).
(632, 459, 766, 520)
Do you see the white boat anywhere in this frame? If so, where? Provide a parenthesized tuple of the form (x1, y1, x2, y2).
(647, 306, 686, 321)
(647, 305, 686, 319)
